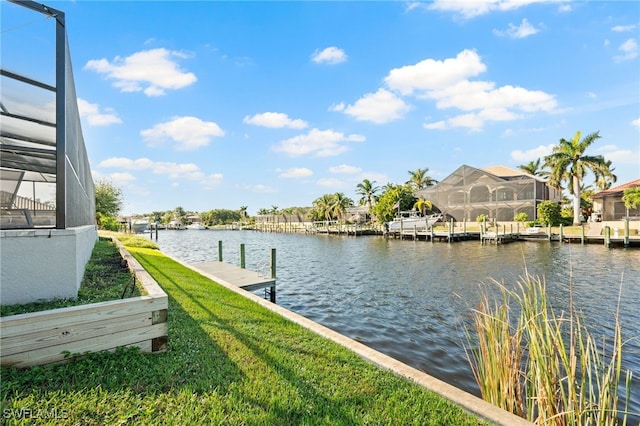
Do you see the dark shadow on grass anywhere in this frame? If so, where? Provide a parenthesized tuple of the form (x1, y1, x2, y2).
(0, 285, 245, 400)
(134, 250, 424, 424)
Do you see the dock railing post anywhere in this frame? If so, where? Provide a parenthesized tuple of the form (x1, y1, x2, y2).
(218, 240, 223, 262)
(270, 248, 276, 303)
(624, 218, 630, 247)
(240, 243, 245, 268)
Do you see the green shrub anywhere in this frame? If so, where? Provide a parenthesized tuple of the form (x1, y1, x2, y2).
(537, 201, 562, 225)
(514, 212, 528, 222)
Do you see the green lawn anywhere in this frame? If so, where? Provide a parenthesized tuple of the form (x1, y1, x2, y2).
(1, 244, 488, 425)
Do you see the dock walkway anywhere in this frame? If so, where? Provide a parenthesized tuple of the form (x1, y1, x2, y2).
(191, 260, 276, 302)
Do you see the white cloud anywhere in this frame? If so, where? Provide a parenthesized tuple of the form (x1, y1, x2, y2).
(614, 38, 638, 62)
(384, 49, 486, 96)
(277, 167, 313, 178)
(201, 173, 224, 189)
(141, 116, 224, 151)
(98, 156, 225, 189)
(272, 128, 365, 157)
(493, 18, 540, 39)
(328, 102, 345, 112)
(311, 46, 347, 64)
(249, 184, 278, 193)
(84, 48, 197, 96)
(596, 145, 639, 164)
(426, 81, 557, 112)
(76, 98, 122, 126)
(632, 118, 640, 127)
(587, 92, 597, 99)
(317, 178, 348, 188)
(428, 0, 569, 19)
(243, 112, 308, 129)
(557, 4, 572, 13)
(329, 164, 362, 174)
(386, 49, 556, 130)
(612, 24, 637, 32)
(510, 144, 555, 162)
(98, 157, 205, 179)
(108, 172, 136, 184)
(342, 88, 411, 124)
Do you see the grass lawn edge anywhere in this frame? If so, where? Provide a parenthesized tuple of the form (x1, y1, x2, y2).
(147, 247, 531, 426)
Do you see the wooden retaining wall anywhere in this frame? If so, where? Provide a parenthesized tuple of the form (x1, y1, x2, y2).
(0, 238, 168, 368)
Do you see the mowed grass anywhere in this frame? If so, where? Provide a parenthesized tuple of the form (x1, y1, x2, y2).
(1, 244, 488, 425)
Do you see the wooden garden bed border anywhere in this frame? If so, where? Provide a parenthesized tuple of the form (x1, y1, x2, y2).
(0, 238, 168, 368)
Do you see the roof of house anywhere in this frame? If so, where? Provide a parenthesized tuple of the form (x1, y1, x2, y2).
(482, 165, 529, 177)
(592, 178, 640, 198)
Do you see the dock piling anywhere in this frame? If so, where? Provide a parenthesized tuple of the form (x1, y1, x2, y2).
(270, 248, 276, 303)
(218, 240, 223, 261)
(625, 219, 630, 247)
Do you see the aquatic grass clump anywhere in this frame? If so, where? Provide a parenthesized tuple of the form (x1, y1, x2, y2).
(464, 272, 633, 425)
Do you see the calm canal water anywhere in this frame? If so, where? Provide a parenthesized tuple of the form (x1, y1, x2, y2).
(156, 229, 640, 419)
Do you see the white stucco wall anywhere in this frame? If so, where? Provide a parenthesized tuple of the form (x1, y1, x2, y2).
(0, 225, 97, 305)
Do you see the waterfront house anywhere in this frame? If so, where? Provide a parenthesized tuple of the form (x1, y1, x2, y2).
(592, 179, 640, 221)
(1, 1, 97, 305)
(414, 165, 561, 223)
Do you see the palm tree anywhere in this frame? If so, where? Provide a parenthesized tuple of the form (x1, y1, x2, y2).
(406, 167, 437, 190)
(313, 194, 335, 221)
(239, 206, 248, 218)
(594, 159, 617, 190)
(544, 131, 616, 225)
(518, 159, 543, 176)
(330, 192, 353, 222)
(413, 198, 433, 216)
(355, 179, 380, 211)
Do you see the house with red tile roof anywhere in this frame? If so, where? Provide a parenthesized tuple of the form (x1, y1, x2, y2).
(592, 179, 640, 221)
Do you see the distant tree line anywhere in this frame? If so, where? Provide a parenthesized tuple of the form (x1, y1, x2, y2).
(96, 130, 624, 229)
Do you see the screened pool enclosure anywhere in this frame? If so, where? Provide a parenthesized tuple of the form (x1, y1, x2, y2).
(1, 0, 95, 230)
(414, 165, 561, 223)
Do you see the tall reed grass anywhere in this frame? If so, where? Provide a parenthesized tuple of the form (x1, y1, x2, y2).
(463, 272, 633, 425)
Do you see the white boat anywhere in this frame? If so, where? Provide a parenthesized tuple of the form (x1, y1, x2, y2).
(131, 219, 150, 233)
(385, 211, 442, 231)
(167, 220, 185, 230)
(186, 223, 207, 230)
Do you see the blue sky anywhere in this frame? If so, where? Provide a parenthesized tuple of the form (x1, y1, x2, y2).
(3, 0, 639, 216)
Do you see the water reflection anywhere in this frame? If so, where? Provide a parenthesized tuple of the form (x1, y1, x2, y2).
(156, 230, 640, 419)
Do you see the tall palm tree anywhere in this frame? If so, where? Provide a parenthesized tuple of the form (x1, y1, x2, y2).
(313, 194, 335, 221)
(407, 167, 437, 190)
(544, 131, 616, 225)
(518, 159, 543, 176)
(330, 192, 353, 222)
(355, 179, 380, 211)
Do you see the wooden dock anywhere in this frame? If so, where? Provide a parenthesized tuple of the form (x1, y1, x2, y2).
(192, 260, 277, 302)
